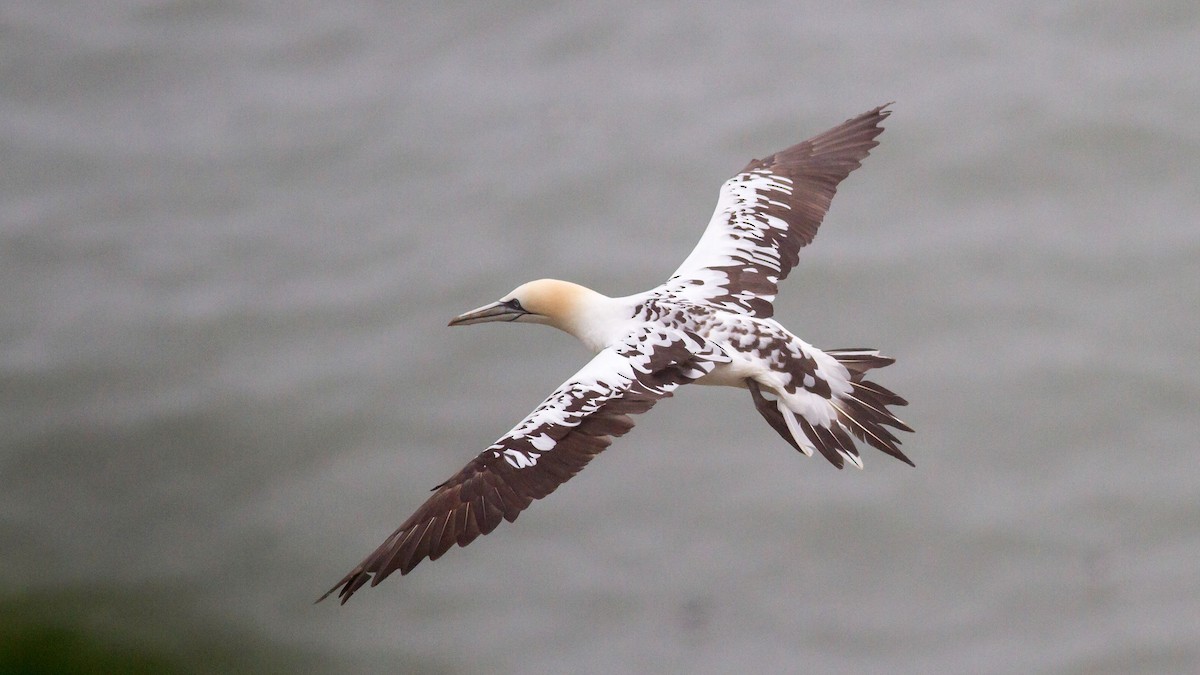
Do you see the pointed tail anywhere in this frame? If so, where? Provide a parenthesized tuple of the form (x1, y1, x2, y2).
(747, 348, 913, 469)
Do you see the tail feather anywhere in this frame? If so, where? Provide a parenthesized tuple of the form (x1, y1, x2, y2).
(746, 348, 914, 469)
(823, 348, 895, 374)
(829, 348, 913, 466)
(802, 416, 862, 469)
(746, 379, 809, 456)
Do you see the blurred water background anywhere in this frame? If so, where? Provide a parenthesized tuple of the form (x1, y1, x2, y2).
(3, 0, 1198, 672)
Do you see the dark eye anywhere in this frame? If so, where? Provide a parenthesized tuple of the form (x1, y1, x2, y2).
(505, 298, 524, 311)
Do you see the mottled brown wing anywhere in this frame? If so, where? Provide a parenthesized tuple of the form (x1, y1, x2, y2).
(658, 105, 891, 317)
(320, 327, 728, 604)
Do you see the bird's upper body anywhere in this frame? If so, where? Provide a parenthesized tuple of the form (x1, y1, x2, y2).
(322, 104, 912, 604)
(455, 279, 849, 411)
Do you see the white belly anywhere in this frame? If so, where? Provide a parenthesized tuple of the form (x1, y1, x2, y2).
(693, 353, 765, 388)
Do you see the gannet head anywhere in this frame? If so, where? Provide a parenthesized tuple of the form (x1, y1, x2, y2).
(448, 279, 602, 332)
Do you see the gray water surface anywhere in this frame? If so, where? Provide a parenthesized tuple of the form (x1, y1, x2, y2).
(3, 1, 1198, 672)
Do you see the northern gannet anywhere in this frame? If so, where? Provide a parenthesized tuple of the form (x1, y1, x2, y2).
(322, 104, 911, 603)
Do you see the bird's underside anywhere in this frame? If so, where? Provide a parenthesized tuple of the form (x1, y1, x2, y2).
(321, 104, 911, 604)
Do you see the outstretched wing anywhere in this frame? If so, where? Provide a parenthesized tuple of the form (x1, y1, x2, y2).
(320, 327, 728, 603)
(656, 105, 891, 318)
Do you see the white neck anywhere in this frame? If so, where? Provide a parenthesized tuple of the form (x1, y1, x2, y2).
(559, 290, 638, 353)
(543, 286, 638, 353)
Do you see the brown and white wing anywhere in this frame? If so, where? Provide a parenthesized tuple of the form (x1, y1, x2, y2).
(656, 105, 891, 318)
(320, 327, 728, 604)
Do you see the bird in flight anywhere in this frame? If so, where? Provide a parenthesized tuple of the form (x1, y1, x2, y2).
(321, 104, 911, 603)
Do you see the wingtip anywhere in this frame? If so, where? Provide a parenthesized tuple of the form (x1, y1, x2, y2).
(850, 102, 893, 134)
(315, 582, 345, 605)
(859, 103, 893, 133)
(316, 574, 343, 604)
(317, 566, 373, 605)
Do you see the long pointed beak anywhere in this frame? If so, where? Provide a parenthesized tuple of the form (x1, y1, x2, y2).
(448, 301, 526, 326)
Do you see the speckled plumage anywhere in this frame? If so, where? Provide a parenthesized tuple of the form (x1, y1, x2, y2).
(322, 105, 911, 604)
